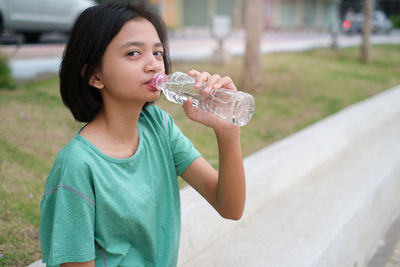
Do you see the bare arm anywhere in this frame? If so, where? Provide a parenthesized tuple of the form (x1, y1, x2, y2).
(61, 261, 95, 267)
(180, 70, 246, 220)
(181, 128, 245, 220)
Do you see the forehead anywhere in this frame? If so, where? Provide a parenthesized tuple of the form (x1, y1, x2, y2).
(112, 18, 161, 45)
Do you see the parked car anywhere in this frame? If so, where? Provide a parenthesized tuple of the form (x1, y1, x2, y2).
(0, 0, 96, 43)
(342, 10, 393, 35)
(342, 12, 363, 34)
(373, 10, 393, 34)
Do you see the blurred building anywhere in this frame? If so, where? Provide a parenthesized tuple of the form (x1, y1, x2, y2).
(263, 0, 339, 29)
(340, 0, 400, 18)
(148, 0, 340, 31)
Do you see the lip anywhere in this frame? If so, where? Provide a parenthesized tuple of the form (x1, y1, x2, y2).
(145, 78, 161, 91)
(145, 81, 159, 91)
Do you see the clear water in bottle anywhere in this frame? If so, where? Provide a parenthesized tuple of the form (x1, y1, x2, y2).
(199, 89, 255, 126)
(148, 72, 255, 126)
(162, 81, 202, 106)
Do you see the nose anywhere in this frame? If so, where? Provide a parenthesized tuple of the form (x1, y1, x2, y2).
(144, 54, 162, 73)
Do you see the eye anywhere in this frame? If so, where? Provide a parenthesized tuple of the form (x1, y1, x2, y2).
(153, 51, 164, 57)
(127, 51, 140, 57)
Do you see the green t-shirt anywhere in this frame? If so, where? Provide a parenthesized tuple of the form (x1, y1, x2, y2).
(40, 106, 201, 267)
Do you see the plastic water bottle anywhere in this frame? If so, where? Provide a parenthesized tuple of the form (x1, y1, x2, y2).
(147, 72, 255, 126)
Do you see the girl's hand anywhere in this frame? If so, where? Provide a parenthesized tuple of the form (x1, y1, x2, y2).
(182, 69, 239, 131)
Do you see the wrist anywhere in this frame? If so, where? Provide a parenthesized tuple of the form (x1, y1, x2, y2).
(213, 125, 240, 140)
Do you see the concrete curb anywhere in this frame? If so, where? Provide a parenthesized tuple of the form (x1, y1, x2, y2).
(178, 85, 400, 266)
(9, 57, 61, 79)
(26, 260, 44, 267)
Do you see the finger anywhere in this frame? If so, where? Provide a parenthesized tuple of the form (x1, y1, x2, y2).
(182, 97, 196, 119)
(198, 71, 211, 83)
(205, 74, 221, 92)
(188, 70, 202, 88)
(182, 96, 192, 109)
(188, 69, 200, 77)
(214, 76, 237, 91)
(194, 72, 211, 89)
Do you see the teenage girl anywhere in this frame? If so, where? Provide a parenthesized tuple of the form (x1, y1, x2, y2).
(40, 3, 245, 266)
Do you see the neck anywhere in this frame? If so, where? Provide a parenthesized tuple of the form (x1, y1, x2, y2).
(98, 105, 141, 144)
(81, 100, 145, 159)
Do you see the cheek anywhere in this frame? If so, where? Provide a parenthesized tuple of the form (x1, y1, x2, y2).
(102, 62, 139, 87)
(160, 62, 166, 73)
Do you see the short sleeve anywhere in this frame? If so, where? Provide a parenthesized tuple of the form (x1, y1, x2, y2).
(165, 113, 201, 176)
(40, 150, 96, 266)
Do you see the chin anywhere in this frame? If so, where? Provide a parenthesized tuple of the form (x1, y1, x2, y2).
(147, 91, 161, 101)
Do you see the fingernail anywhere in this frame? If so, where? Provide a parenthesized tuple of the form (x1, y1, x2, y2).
(195, 82, 201, 87)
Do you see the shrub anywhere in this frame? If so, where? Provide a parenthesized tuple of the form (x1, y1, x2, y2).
(390, 15, 400, 28)
(0, 54, 17, 89)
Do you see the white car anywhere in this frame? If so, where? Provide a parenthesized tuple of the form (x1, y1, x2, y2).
(373, 11, 393, 34)
(0, 0, 96, 42)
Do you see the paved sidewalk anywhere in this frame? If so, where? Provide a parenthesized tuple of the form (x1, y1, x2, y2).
(368, 214, 400, 267)
(385, 242, 400, 267)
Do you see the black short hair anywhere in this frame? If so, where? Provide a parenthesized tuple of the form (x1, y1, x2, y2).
(60, 3, 171, 122)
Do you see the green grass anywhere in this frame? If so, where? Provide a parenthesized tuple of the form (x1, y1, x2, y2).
(1, 44, 400, 265)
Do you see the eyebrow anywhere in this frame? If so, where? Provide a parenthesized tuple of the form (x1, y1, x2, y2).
(120, 41, 163, 49)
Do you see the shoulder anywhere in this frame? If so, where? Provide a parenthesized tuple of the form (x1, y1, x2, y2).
(45, 135, 93, 188)
(57, 136, 91, 170)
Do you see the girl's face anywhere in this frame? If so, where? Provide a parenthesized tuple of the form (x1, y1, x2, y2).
(92, 18, 165, 106)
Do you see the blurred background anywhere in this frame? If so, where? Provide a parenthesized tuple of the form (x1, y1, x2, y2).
(0, 0, 398, 43)
(0, 0, 400, 266)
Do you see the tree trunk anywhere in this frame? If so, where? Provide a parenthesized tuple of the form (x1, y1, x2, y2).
(331, 0, 341, 50)
(242, 0, 263, 92)
(361, 0, 374, 63)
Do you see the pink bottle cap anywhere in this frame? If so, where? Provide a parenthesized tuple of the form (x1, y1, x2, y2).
(147, 73, 167, 91)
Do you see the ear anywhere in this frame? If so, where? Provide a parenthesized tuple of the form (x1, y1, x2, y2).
(88, 68, 105, 89)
